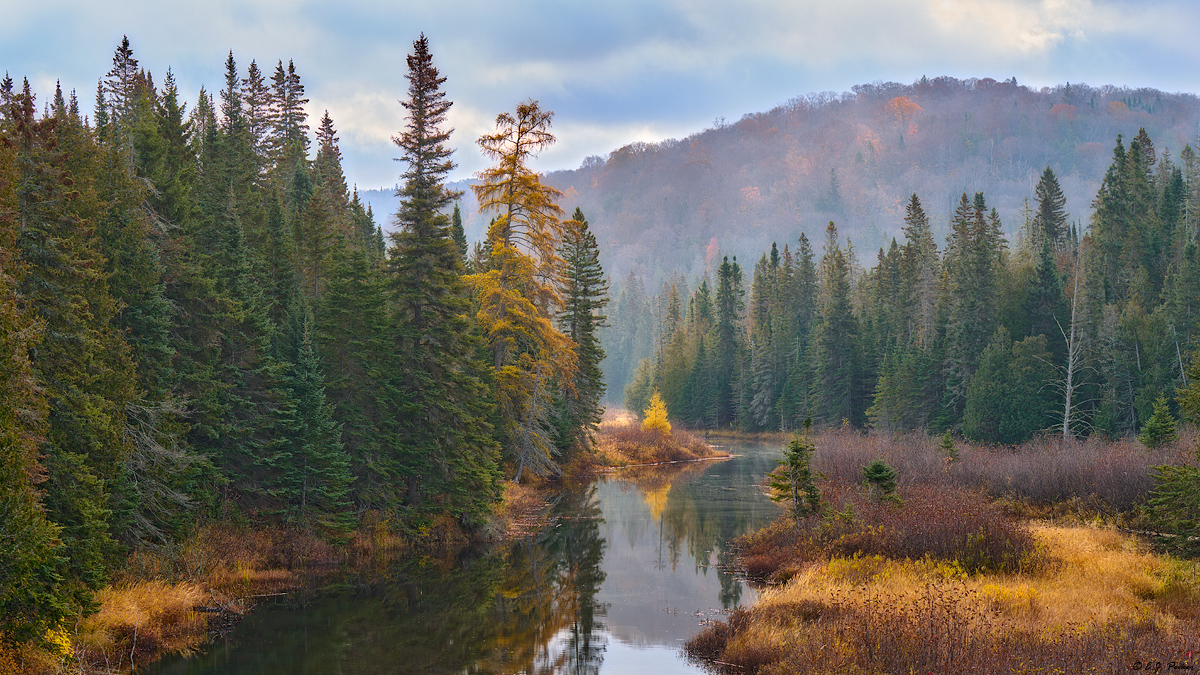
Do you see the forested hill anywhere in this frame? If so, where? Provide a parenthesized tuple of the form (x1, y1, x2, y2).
(541, 77, 1200, 285)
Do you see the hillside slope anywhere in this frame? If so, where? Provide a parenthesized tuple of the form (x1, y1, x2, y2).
(543, 77, 1200, 285)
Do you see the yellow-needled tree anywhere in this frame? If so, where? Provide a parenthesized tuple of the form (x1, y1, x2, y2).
(469, 99, 576, 481)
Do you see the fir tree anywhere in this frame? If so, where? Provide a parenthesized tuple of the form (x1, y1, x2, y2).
(389, 34, 501, 517)
(1032, 166, 1068, 248)
(556, 208, 609, 452)
(769, 427, 822, 521)
(813, 222, 860, 426)
(1138, 394, 1177, 449)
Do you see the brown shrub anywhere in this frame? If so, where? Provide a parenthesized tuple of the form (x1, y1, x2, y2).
(812, 428, 1195, 512)
(737, 484, 1038, 578)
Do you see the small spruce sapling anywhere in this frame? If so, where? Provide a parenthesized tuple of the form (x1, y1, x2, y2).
(1139, 394, 1177, 449)
(938, 429, 958, 461)
(770, 418, 822, 521)
(862, 459, 898, 501)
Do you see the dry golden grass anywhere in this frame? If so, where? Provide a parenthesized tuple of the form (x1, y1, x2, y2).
(595, 419, 726, 466)
(692, 525, 1200, 674)
(73, 580, 212, 672)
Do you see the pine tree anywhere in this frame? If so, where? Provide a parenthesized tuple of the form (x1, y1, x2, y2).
(813, 222, 859, 425)
(1032, 166, 1068, 249)
(6, 79, 139, 607)
(0, 225, 68, 643)
(768, 428, 821, 521)
(556, 208, 609, 452)
(451, 201, 467, 259)
(711, 256, 745, 427)
(941, 194, 1004, 420)
(1138, 394, 1177, 449)
(389, 34, 501, 517)
(265, 301, 353, 535)
(962, 328, 1056, 444)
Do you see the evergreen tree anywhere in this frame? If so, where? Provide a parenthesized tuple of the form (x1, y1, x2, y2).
(941, 194, 1004, 421)
(0, 224, 68, 643)
(1032, 166, 1068, 248)
(769, 429, 821, 520)
(1139, 394, 1177, 449)
(556, 208, 609, 452)
(813, 222, 860, 425)
(6, 79, 139, 607)
(264, 301, 353, 535)
(389, 34, 501, 517)
(713, 255, 744, 426)
(962, 328, 1057, 444)
(451, 201, 468, 259)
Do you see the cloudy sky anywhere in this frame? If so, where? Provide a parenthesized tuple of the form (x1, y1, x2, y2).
(4, 0, 1199, 189)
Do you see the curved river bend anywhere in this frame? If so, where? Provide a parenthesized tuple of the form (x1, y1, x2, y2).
(146, 440, 782, 675)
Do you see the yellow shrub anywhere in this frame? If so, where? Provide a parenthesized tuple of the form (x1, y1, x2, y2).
(642, 391, 671, 435)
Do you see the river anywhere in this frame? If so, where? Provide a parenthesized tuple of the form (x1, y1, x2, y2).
(144, 440, 783, 675)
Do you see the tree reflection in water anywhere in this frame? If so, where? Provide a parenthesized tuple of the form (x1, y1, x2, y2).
(147, 445, 779, 675)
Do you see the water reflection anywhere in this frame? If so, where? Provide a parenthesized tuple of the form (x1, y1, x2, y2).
(145, 442, 781, 675)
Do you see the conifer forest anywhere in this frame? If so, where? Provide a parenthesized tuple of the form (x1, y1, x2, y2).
(0, 35, 610, 648)
(3, 28, 1200, 674)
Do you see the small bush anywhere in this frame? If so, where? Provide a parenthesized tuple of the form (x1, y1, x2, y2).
(737, 484, 1038, 578)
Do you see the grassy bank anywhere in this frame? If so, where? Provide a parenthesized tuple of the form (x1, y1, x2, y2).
(595, 408, 728, 466)
(686, 428, 1200, 674)
(1, 484, 552, 675)
(690, 522, 1200, 674)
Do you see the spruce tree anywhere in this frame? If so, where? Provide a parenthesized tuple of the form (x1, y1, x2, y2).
(813, 222, 859, 426)
(389, 34, 501, 519)
(266, 301, 353, 535)
(557, 208, 609, 452)
(1032, 166, 1068, 248)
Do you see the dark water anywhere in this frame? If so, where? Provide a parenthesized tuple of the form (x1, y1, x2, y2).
(145, 441, 782, 675)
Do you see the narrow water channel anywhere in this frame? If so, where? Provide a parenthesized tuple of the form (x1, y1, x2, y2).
(145, 440, 783, 674)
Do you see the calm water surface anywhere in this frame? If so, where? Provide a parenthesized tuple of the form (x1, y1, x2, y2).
(145, 440, 782, 675)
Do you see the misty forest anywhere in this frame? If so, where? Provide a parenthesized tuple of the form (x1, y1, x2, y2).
(3, 32, 1200, 675)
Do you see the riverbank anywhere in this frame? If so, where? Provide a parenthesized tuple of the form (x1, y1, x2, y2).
(594, 409, 729, 467)
(0, 481, 557, 675)
(685, 429, 1200, 674)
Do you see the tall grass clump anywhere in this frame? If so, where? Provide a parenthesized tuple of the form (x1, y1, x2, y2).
(694, 525, 1200, 674)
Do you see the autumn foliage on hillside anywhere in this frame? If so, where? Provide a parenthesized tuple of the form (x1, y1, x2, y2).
(542, 78, 1200, 283)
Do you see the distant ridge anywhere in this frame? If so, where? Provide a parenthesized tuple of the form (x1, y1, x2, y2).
(541, 77, 1200, 285)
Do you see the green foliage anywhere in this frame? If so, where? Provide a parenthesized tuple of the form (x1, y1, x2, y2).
(769, 431, 822, 520)
(962, 328, 1057, 444)
(1139, 394, 1177, 449)
(388, 34, 502, 517)
(861, 459, 898, 498)
(556, 208, 609, 453)
(938, 429, 958, 461)
(1147, 464, 1200, 558)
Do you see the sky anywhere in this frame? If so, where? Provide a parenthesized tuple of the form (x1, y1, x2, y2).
(4, 0, 1200, 189)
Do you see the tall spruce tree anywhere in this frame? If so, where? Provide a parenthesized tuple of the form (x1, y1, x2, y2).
(389, 34, 500, 519)
(813, 222, 860, 426)
(556, 208, 609, 452)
